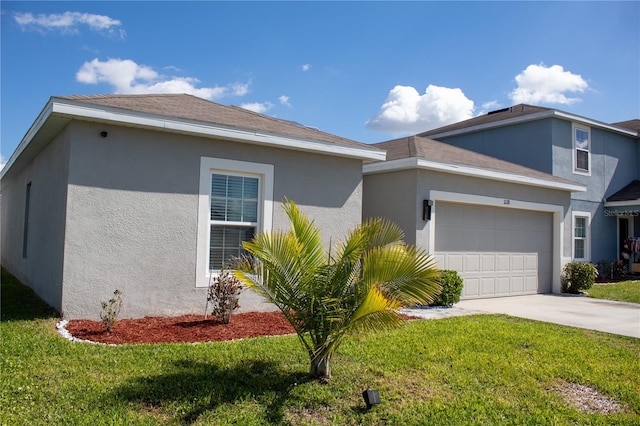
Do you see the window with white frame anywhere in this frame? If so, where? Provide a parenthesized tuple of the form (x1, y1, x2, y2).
(573, 124, 590, 174)
(572, 212, 590, 261)
(209, 173, 258, 269)
(196, 158, 273, 287)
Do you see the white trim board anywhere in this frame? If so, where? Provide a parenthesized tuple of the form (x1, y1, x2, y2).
(363, 157, 586, 192)
(50, 99, 385, 162)
(2, 97, 385, 179)
(426, 110, 638, 140)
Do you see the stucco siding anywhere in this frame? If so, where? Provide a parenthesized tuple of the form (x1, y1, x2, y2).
(1, 128, 70, 311)
(363, 168, 571, 294)
(61, 121, 364, 319)
(362, 169, 418, 245)
(414, 170, 572, 258)
(551, 119, 639, 262)
(437, 120, 554, 174)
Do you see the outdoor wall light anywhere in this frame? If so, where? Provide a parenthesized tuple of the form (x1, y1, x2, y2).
(100, 131, 108, 138)
(423, 199, 433, 221)
(362, 388, 381, 409)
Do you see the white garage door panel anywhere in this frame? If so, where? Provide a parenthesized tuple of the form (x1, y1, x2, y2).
(435, 252, 539, 298)
(434, 202, 552, 299)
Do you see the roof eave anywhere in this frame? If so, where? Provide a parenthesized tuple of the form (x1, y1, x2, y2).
(363, 158, 586, 193)
(50, 98, 386, 162)
(604, 200, 640, 207)
(1, 99, 57, 181)
(427, 110, 638, 139)
(2, 98, 384, 180)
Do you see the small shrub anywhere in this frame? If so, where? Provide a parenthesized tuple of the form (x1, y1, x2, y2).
(596, 260, 611, 279)
(612, 260, 628, 278)
(206, 267, 243, 324)
(100, 289, 123, 333)
(596, 260, 627, 280)
(429, 270, 463, 306)
(561, 262, 596, 294)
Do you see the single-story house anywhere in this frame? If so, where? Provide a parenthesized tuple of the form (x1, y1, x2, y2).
(0, 94, 385, 318)
(363, 136, 586, 299)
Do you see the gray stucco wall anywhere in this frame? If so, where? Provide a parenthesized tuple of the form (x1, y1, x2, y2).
(437, 117, 639, 263)
(1, 128, 70, 311)
(364, 168, 573, 293)
(362, 169, 418, 245)
(551, 119, 639, 262)
(437, 120, 554, 174)
(416, 170, 572, 259)
(61, 121, 365, 319)
(364, 169, 572, 257)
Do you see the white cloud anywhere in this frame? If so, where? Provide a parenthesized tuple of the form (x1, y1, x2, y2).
(14, 11, 125, 37)
(479, 100, 501, 114)
(366, 84, 475, 134)
(76, 58, 249, 100)
(278, 95, 290, 106)
(0, 155, 6, 171)
(302, 64, 311, 72)
(510, 63, 588, 105)
(239, 102, 274, 114)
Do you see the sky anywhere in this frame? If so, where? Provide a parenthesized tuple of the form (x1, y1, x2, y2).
(2, 1, 639, 169)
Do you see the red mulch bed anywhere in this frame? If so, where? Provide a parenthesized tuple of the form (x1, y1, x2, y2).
(65, 311, 295, 345)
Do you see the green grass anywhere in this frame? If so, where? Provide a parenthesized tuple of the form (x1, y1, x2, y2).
(2, 268, 639, 425)
(588, 280, 640, 304)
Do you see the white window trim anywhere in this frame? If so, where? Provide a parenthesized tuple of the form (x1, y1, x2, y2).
(196, 157, 274, 288)
(572, 211, 591, 261)
(572, 123, 591, 176)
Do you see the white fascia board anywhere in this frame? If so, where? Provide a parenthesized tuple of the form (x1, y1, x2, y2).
(364, 157, 587, 192)
(52, 100, 386, 162)
(604, 200, 640, 207)
(1, 100, 55, 180)
(428, 110, 637, 139)
(552, 111, 638, 137)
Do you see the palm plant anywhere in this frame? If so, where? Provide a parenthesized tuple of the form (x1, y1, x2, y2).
(232, 200, 441, 381)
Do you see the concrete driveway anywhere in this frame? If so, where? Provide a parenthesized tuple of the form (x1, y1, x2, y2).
(404, 294, 640, 338)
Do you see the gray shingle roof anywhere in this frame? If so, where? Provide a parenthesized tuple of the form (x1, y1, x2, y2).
(612, 119, 640, 133)
(373, 135, 580, 187)
(419, 104, 552, 137)
(56, 94, 372, 149)
(607, 180, 640, 202)
(420, 104, 639, 138)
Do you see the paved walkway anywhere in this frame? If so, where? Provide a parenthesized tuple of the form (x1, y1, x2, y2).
(403, 294, 640, 338)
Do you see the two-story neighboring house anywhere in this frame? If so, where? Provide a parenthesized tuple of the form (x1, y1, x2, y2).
(419, 105, 640, 272)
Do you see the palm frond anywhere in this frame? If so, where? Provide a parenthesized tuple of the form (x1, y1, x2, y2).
(362, 245, 442, 306)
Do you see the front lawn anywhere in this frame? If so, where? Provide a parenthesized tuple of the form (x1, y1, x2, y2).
(588, 280, 640, 304)
(2, 269, 639, 425)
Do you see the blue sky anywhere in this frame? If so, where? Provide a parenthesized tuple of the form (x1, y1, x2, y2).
(2, 1, 639, 167)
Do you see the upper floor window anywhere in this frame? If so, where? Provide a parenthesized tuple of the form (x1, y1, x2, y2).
(573, 124, 590, 174)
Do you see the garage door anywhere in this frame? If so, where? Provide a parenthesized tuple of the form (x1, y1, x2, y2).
(433, 202, 552, 299)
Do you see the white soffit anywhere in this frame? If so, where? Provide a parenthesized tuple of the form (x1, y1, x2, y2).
(363, 157, 587, 192)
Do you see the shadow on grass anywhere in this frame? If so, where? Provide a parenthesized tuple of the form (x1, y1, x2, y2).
(1, 267, 59, 321)
(109, 358, 311, 424)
